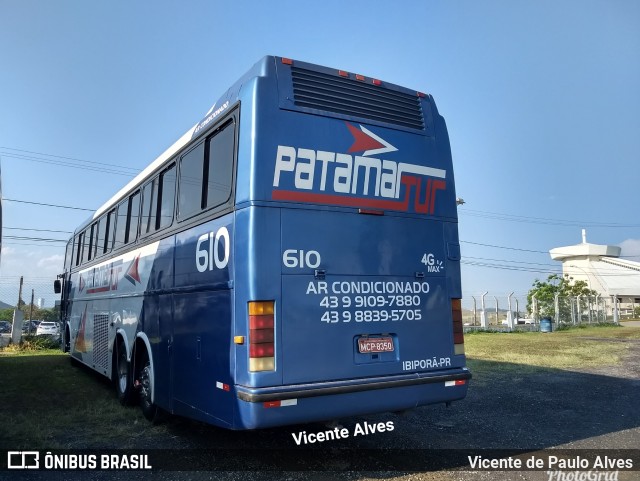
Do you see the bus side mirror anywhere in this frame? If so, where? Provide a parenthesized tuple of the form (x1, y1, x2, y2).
(54, 280, 62, 294)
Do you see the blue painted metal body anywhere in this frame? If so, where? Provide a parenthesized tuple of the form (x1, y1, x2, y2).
(62, 56, 469, 430)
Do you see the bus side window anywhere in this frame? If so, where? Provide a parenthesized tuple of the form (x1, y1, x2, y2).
(159, 164, 176, 229)
(96, 215, 107, 257)
(205, 120, 234, 209)
(105, 209, 115, 253)
(114, 200, 128, 250)
(141, 177, 159, 236)
(65, 238, 74, 272)
(81, 230, 89, 265)
(126, 191, 141, 244)
(87, 223, 96, 261)
(75, 233, 83, 266)
(178, 141, 205, 219)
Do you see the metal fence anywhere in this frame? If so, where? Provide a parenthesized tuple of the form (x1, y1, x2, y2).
(463, 293, 622, 332)
(554, 296, 614, 324)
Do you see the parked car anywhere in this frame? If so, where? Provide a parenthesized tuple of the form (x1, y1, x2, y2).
(21, 320, 41, 334)
(0, 321, 11, 333)
(36, 321, 60, 337)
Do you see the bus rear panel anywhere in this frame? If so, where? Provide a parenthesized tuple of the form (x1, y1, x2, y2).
(230, 58, 469, 429)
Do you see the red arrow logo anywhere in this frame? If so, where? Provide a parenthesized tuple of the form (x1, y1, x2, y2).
(346, 122, 398, 156)
(124, 255, 141, 285)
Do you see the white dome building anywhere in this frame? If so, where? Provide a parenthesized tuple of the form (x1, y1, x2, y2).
(549, 230, 640, 316)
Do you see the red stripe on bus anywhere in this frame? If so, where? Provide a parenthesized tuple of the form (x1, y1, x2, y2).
(271, 190, 410, 212)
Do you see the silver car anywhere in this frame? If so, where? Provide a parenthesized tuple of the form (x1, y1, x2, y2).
(36, 322, 60, 336)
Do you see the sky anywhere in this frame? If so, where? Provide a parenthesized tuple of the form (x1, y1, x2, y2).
(0, 0, 639, 309)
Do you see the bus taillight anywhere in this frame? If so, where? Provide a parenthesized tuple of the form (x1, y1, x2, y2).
(452, 299, 465, 355)
(248, 301, 275, 372)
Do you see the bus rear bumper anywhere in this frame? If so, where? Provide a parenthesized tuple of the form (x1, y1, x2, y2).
(236, 368, 471, 403)
(233, 368, 471, 429)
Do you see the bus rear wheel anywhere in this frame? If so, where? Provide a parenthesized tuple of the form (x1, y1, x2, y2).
(139, 354, 162, 423)
(114, 339, 134, 405)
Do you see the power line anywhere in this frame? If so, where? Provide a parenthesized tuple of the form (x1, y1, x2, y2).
(2, 198, 95, 212)
(1, 152, 137, 177)
(4, 227, 73, 234)
(461, 240, 548, 254)
(464, 255, 558, 268)
(0, 146, 141, 176)
(460, 239, 640, 259)
(459, 208, 640, 228)
(4, 236, 66, 243)
(2, 242, 66, 248)
(461, 259, 559, 275)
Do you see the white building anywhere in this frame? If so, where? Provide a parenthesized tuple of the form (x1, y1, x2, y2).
(549, 230, 640, 313)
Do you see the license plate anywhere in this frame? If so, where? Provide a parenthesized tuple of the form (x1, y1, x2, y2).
(358, 337, 394, 353)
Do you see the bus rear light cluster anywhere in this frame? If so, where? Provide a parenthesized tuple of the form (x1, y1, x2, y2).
(248, 301, 275, 371)
(452, 298, 465, 355)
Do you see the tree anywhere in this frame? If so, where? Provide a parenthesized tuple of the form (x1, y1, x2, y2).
(527, 274, 597, 319)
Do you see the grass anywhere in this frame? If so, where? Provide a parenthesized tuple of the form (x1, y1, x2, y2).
(464, 324, 640, 378)
(1, 335, 62, 354)
(0, 350, 163, 449)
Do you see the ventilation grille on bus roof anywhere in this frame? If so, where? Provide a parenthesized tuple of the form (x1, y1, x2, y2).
(291, 67, 425, 130)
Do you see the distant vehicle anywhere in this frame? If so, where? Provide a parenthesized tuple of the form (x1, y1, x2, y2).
(21, 320, 41, 333)
(0, 321, 11, 333)
(36, 321, 60, 336)
(501, 317, 536, 325)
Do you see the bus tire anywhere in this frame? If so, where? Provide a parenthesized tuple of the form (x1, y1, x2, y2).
(114, 338, 134, 406)
(139, 353, 162, 423)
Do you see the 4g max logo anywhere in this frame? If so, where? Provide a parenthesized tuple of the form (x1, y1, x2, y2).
(421, 253, 444, 273)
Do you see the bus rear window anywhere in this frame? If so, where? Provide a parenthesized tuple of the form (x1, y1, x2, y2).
(205, 121, 234, 209)
(178, 142, 205, 219)
(178, 119, 235, 220)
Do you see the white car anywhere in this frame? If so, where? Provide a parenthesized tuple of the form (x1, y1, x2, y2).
(36, 322, 60, 336)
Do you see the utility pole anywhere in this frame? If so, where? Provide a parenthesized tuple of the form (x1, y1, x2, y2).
(28, 289, 35, 335)
(10, 277, 25, 345)
(17, 276, 23, 308)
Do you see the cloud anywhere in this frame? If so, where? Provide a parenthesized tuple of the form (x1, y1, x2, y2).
(0, 247, 65, 280)
(37, 255, 64, 269)
(1, 246, 17, 257)
(619, 239, 640, 261)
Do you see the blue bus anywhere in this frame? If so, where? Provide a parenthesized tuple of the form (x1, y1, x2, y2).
(55, 56, 470, 429)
